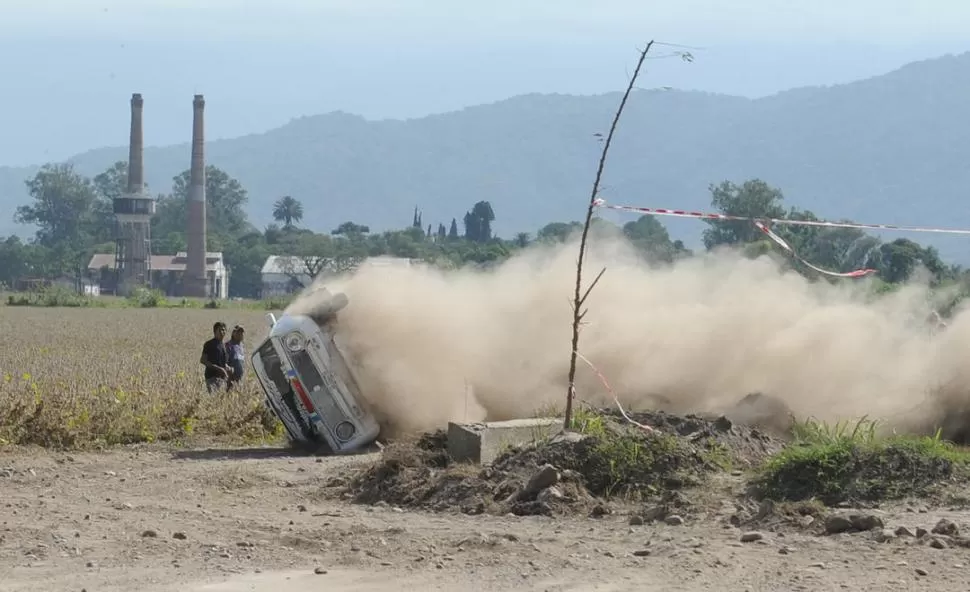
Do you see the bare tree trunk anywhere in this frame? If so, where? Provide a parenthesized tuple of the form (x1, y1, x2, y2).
(564, 41, 655, 430)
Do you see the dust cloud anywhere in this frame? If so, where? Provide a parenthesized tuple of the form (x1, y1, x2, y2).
(285, 230, 970, 440)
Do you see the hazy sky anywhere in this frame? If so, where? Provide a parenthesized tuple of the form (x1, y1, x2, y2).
(2, 0, 969, 165)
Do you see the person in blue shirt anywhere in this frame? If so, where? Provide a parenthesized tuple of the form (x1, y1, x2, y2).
(226, 325, 246, 390)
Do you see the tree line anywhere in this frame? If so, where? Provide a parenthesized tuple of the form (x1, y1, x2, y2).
(0, 162, 961, 299)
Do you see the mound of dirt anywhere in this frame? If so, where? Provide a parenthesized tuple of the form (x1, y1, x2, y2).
(722, 392, 795, 439)
(751, 438, 970, 506)
(339, 409, 785, 516)
(615, 408, 786, 467)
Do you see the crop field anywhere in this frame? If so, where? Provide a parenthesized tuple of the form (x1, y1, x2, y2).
(0, 306, 283, 448)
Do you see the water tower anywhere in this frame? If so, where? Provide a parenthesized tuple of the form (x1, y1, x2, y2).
(113, 93, 155, 295)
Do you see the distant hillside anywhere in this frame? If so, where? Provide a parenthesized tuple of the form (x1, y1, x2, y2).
(3, 51, 970, 262)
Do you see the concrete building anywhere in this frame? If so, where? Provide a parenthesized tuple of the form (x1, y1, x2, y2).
(88, 252, 229, 300)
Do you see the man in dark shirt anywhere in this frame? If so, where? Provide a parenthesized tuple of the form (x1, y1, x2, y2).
(200, 321, 232, 393)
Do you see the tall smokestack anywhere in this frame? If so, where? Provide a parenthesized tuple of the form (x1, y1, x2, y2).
(127, 93, 144, 194)
(186, 94, 208, 298)
(114, 92, 154, 296)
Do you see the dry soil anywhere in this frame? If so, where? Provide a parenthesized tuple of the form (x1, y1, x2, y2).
(3, 443, 970, 592)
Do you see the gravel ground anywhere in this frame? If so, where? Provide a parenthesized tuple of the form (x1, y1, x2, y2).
(3, 444, 970, 592)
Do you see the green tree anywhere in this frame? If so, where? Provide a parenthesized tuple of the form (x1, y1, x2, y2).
(264, 223, 283, 245)
(272, 195, 304, 229)
(622, 215, 689, 263)
(153, 165, 253, 250)
(513, 232, 531, 248)
(153, 231, 186, 256)
(169, 165, 252, 236)
(92, 160, 130, 202)
(224, 230, 274, 298)
(278, 231, 370, 283)
(703, 179, 787, 249)
(0, 236, 31, 285)
(15, 163, 101, 251)
(283, 232, 336, 280)
(90, 160, 133, 242)
(332, 235, 370, 273)
(384, 227, 428, 259)
(151, 195, 185, 252)
(536, 221, 582, 243)
(774, 207, 880, 274)
(448, 218, 459, 240)
(332, 221, 370, 236)
(870, 238, 948, 284)
(463, 200, 496, 243)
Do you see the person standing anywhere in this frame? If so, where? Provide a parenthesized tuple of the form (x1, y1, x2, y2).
(226, 325, 246, 390)
(200, 321, 232, 393)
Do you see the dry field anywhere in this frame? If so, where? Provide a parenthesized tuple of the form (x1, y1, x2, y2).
(0, 307, 283, 448)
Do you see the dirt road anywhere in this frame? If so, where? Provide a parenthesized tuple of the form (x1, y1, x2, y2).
(2, 443, 970, 591)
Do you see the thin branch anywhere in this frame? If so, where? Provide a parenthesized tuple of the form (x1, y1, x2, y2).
(564, 40, 655, 430)
(578, 266, 607, 307)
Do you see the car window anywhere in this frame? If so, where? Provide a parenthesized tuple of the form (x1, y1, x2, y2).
(256, 340, 291, 395)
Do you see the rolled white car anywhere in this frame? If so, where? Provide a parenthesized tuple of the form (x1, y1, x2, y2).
(250, 289, 381, 453)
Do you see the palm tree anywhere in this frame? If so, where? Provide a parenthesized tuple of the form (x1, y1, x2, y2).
(272, 196, 304, 229)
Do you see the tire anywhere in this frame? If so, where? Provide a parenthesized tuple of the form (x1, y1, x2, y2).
(308, 292, 350, 325)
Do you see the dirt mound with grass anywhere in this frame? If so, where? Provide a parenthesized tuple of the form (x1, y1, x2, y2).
(750, 429, 970, 507)
(336, 408, 785, 516)
(614, 408, 786, 467)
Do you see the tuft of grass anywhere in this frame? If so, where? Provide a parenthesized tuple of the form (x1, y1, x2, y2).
(789, 415, 880, 445)
(570, 406, 608, 438)
(752, 417, 970, 505)
(700, 437, 734, 472)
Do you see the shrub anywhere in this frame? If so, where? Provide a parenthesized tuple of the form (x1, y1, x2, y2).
(127, 287, 166, 308)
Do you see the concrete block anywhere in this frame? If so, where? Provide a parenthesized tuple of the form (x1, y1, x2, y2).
(447, 418, 565, 465)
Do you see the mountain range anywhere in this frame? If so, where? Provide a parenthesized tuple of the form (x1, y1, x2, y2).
(3, 51, 970, 262)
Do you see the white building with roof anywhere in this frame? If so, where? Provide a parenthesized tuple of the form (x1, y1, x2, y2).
(260, 256, 313, 298)
(87, 251, 229, 299)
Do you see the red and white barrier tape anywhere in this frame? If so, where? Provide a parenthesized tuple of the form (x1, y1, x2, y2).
(589, 198, 970, 278)
(593, 199, 970, 235)
(573, 350, 657, 434)
(753, 221, 877, 278)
